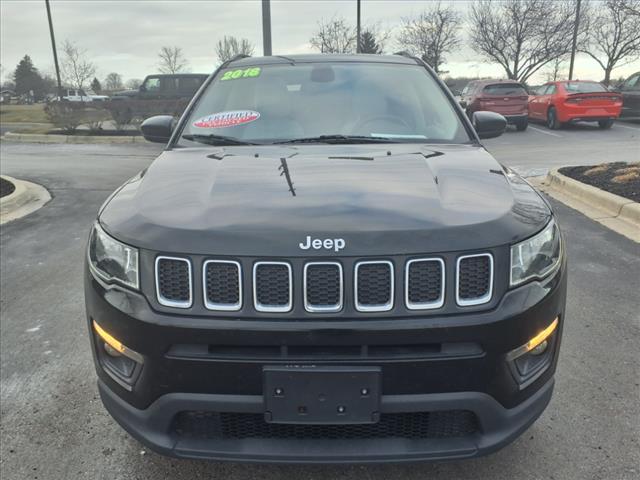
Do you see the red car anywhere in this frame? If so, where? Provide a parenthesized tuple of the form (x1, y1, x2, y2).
(460, 79, 529, 131)
(528, 81, 622, 129)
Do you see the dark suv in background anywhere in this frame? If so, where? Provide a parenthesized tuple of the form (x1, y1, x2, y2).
(460, 79, 529, 131)
(614, 72, 640, 119)
(86, 54, 566, 463)
(112, 73, 208, 100)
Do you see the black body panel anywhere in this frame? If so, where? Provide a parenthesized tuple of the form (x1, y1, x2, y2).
(99, 144, 550, 256)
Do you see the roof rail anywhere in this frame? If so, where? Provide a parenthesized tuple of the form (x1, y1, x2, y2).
(393, 50, 413, 58)
(222, 53, 251, 68)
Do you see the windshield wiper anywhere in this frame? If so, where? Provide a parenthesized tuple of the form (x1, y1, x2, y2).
(182, 134, 258, 146)
(275, 134, 399, 145)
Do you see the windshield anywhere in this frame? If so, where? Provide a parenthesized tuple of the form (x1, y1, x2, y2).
(483, 83, 527, 96)
(180, 62, 470, 144)
(563, 82, 607, 93)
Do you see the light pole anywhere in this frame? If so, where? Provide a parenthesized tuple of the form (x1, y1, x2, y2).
(45, 0, 63, 100)
(568, 0, 581, 80)
(262, 0, 272, 56)
(356, 0, 361, 53)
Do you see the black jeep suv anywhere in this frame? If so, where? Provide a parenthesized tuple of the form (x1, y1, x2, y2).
(85, 54, 566, 464)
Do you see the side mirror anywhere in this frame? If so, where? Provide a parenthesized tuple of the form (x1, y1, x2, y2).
(473, 111, 507, 139)
(140, 115, 175, 143)
(139, 85, 147, 92)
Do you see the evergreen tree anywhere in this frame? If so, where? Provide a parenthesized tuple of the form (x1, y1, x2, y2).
(13, 55, 44, 98)
(90, 77, 102, 93)
(359, 31, 383, 54)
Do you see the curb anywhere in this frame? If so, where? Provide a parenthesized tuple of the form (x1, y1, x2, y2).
(0, 175, 52, 225)
(536, 169, 639, 243)
(1, 132, 148, 144)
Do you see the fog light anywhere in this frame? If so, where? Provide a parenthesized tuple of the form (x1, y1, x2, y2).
(507, 317, 558, 361)
(529, 340, 548, 356)
(103, 341, 122, 357)
(93, 320, 143, 364)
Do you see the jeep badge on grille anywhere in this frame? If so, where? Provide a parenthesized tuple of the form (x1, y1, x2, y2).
(299, 236, 345, 252)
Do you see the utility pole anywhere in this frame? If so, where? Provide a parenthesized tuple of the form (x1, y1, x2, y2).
(568, 0, 581, 80)
(356, 0, 362, 53)
(45, 0, 63, 100)
(262, 0, 272, 56)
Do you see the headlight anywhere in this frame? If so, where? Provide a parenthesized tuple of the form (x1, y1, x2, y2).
(88, 223, 139, 289)
(510, 219, 562, 287)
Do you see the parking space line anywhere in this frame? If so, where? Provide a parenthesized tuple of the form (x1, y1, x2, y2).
(615, 124, 640, 131)
(529, 126, 562, 138)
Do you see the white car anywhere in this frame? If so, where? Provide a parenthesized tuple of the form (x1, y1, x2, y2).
(61, 89, 109, 102)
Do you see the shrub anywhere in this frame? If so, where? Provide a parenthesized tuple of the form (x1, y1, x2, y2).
(43, 102, 110, 133)
(44, 102, 86, 132)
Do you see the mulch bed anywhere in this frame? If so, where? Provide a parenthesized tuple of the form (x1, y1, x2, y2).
(559, 162, 640, 203)
(48, 129, 140, 137)
(1, 177, 16, 198)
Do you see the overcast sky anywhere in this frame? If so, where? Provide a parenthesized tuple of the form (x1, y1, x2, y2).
(1, 0, 639, 85)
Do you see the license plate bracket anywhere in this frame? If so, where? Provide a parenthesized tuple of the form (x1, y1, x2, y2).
(263, 365, 381, 424)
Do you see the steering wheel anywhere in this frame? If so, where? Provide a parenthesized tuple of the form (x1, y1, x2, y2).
(351, 114, 411, 134)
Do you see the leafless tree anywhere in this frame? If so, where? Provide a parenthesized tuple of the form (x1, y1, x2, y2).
(103, 72, 123, 91)
(579, 0, 640, 84)
(545, 57, 566, 82)
(60, 40, 96, 90)
(126, 78, 142, 90)
(214, 36, 255, 63)
(310, 16, 357, 54)
(157, 46, 189, 74)
(469, 0, 579, 83)
(397, 2, 462, 74)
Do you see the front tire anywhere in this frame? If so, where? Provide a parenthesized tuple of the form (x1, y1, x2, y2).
(547, 107, 560, 130)
(516, 119, 528, 131)
(598, 119, 614, 129)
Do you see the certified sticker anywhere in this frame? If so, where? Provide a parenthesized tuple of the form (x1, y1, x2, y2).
(193, 110, 260, 129)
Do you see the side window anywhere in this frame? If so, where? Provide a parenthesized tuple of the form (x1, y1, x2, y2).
(624, 74, 640, 91)
(461, 85, 469, 96)
(160, 77, 178, 93)
(178, 77, 203, 93)
(142, 77, 160, 92)
(544, 84, 556, 95)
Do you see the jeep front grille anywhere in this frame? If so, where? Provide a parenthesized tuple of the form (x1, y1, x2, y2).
(405, 258, 445, 310)
(456, 253, 493, 306)
(203, 260, 242, 311)
(355, 261, 394, 312)
(304, 262, 343, 312)
(155, 256, 192, 308)
(253, 262, 292, 313)
(153, 253, 494, 313)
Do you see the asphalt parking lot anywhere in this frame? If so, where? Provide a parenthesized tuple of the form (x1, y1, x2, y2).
(0, 123, 639, 479)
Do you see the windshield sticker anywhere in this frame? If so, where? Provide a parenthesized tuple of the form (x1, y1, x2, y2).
(220, 67, 261, 81)
(193, 110, 260, 129)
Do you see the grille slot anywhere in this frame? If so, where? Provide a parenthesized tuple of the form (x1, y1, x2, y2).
(355, 261, 394, 312)
(155, 256, 192, 308)
(405, 258, 445, 310)
(304, 262, 343, 312)
(456, 253, 493, 306)
(172, 410, 479, 440)
(203, 260, 242, 311)
(253, 262, 292, 313)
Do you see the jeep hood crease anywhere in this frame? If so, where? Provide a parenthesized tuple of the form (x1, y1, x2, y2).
(99, 144, 550, 256)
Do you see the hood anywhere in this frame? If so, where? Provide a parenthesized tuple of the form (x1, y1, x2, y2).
(99, 144, 551, 256)
(114, 89, 137, 97)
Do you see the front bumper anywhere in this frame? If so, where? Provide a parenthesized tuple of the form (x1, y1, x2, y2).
(86, 261, 566, 463)
(98, 376, 554, 463)
(503, 114, 528, 124)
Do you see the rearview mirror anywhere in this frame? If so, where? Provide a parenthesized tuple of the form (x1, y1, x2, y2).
(140, 115, 175, 143)
(473, 111, 507, 139)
